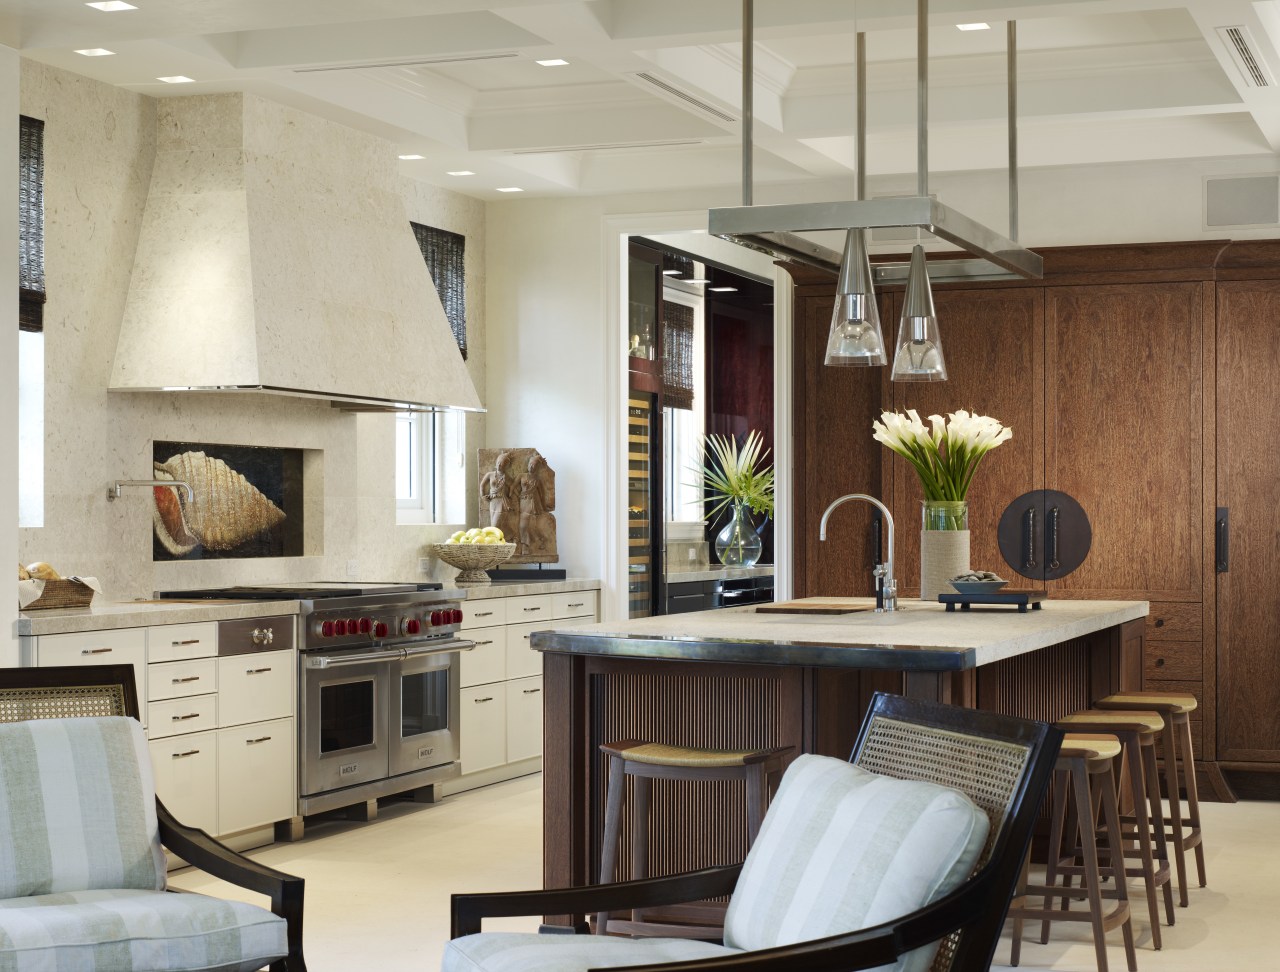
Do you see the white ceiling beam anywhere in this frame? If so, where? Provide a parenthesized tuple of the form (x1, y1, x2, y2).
(1184, 0, 1280, 153)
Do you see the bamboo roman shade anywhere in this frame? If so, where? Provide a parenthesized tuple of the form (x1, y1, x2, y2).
(411, 222, 467, 359)
(662, 300, 695, 410)
(18, 115, 46, 333)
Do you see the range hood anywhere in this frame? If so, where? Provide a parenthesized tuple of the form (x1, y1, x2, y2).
(110, 93, 482, 413)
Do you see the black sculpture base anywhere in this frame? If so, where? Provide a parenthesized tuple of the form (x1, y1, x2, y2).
(487, 565, 567, 581)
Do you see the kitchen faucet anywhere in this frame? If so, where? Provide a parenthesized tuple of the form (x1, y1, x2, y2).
(819, 494, 897, 612)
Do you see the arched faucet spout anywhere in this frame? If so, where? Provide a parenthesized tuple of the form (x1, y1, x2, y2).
(818, 494, 897, 612)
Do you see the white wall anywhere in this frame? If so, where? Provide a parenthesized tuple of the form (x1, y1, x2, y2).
(2, 45, 19, 662)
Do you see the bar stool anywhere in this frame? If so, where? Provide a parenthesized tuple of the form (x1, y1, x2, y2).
(596, 740, 791, 938)
(1094, 691, 1206, 906)
(1009, 733, 1137, 972)
(1056, 709, 1175, 947)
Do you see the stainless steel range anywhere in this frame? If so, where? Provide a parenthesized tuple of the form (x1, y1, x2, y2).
(157, 582, 473, 831)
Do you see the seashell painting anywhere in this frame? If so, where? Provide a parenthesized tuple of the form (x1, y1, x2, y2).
(152, 442, 304, 560)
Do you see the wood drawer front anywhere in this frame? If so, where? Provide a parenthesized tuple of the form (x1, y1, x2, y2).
(217, 650, 293, 727)
(460, 626, 507, 688)
(461, 600, 507, 629)
(149, 730, 218, 835)
(149, 657, 217, 702)
(1144, 603, 1201, 642)
(1144, 641, 1202, 681)
(217, 718, 295, 836)
(506, 676, 543, 763)
(552, 591, 598, 620)
(147, 622, 217, 663)
(506, 622, 544, 680)
(460, 683, 507, 774)
(147, 694, 217, 738)
(37, 629, 149, 714)
(507, 595, 553, 623)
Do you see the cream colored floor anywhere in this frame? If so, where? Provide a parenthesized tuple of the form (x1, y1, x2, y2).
(170, 775, 1276, 971)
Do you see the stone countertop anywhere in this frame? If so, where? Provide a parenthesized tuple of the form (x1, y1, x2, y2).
(459, 579, 601, 600)
(18, 599, 303, 637)
(664, 565, 776, 583)
(532, 597, 1148, 671)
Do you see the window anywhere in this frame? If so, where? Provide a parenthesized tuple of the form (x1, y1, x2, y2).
(396, 410, 466, 525)
(410, 222, 466, 359)
(18, 115, 45, 528)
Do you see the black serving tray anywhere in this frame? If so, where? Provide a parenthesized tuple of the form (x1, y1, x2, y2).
(938, 591, 1047, 613)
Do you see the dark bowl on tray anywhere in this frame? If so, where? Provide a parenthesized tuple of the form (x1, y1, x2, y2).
(948, 579, 1009, 595)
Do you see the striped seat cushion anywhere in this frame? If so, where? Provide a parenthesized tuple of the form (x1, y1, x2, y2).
(0, 888, 287, 972)
(0, 717, 165, 898)
(723, 754, 989, 972)
(442, 932, 739, 972)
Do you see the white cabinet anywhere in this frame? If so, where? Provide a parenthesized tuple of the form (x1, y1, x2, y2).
(506, 676, 543, 763)
(147, 622, 217, 664)
(552, 591, 598, 619)
(217, 718, 294, 836)
(504, 622, 543, 680)
(149, 730, 218, 834)
(148, 657, 217, 702)
(461, 601, 507, 629)
(217, 651, 292, 726)
(148, 694, 218, 738)
(34, 629, 149, 718)
(459, 682, 507, 774)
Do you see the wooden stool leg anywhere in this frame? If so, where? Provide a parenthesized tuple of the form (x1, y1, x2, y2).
(1096, 764, 1138, 972)
(597, 754, 626, 934)
(1141, 738, 1176, 925)
(629, 775, 652, 926)
(1119, 734, 1163, 948)
(1041, 767, 1071, 945)
(1175, 714, 1207, 889)
(1072, 763, 1112, 972)
(1159, 720, 1189, 907)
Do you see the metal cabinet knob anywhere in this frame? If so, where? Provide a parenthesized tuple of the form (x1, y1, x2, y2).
(252, 627, 274, 646)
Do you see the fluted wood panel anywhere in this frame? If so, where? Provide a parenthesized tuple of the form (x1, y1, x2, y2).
(976, 638, 1093, 725)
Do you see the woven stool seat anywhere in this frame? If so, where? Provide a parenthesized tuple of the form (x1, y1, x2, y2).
(1060, 733, 1123, 762)
(599, 741, 790, 768)
(1095, 691, 1197, 715)
(1059, 710, 1165, 734)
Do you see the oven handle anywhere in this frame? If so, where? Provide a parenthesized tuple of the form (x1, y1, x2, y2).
(401, 638, 476, 658)
(305, 648, 406, 669)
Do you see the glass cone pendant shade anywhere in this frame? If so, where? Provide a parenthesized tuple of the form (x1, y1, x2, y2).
(824, 229, 886, 367)
(891, 245, 947, 382)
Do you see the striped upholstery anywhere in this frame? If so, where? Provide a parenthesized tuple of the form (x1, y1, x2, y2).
(0, 718, 164, 898)
(442, 933, 739, 972)
(0, 888, 287, 972)
(723, 755, 989, 972)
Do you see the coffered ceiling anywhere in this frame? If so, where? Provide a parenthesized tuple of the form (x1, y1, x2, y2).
(7, 0, 1280, 199)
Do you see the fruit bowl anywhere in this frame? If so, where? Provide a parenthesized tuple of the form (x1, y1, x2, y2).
(432, 542, 516, 583)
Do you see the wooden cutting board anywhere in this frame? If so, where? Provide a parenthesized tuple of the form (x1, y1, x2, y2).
(756, 599, 868, 615)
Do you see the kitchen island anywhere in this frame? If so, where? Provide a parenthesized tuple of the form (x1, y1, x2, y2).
(531, 597, 1146, 920)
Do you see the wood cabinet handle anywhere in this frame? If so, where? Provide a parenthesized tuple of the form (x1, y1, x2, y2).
(172, 639, 201, 646)
(171, 713, 201, 721)
(474, 696, 494, 703)
(246, 736, 272, 744)
(81, 647, 113, 655)
(1155, 618, 1165, 627)
(171, 749, 200, 759)
(171, 675, 201, 683)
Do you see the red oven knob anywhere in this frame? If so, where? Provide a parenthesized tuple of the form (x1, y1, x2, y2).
(430, 610, 443, 626)
(406, 618, 421, 635)
(374, 621, 389, 638)
(359, 617, 372, 634)
(320, 620, 334, 638)
(451, 608, 463, 624)
(334, 619, 348, 636)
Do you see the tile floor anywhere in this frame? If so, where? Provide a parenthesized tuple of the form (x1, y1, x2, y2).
(170, 774, 1277, 971)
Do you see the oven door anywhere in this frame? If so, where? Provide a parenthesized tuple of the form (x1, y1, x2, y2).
(389, 640, 469, 777)
(300, 648, 393, 796)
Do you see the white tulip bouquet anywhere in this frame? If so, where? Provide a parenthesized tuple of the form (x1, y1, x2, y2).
(872, 409, 1013, 502)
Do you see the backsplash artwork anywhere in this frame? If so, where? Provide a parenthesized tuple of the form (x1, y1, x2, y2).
(152, 442, 304, 560)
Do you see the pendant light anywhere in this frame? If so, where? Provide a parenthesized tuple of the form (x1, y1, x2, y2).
(891, 244, 946, 380)
(824, 31, 886, 368)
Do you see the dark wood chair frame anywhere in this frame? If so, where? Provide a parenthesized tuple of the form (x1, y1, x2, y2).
(450, 693, 1063, 972)
(0, 665, 307, 972)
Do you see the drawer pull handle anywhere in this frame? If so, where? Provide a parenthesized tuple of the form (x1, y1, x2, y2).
(171, 676, 201, 684)
(246, 736, 272, 745)
(81, 648, 113, 655)
(1155, 618, 1165, 628)
(1156, 658, 1166, 667)
(523, 607, 541, 613)
(171, 713, 201, 721)
(172, 750, 200, 759)
(523, 635, 530, 642)
(474, 640, 494, 647)
(523, 688, 542, 695)
(172, 639, 201, 646)
(474, 696, 494, 703)
(475, 611, 494, 617)
(567, 602, 584, 608)
(246, 667, 273, 674)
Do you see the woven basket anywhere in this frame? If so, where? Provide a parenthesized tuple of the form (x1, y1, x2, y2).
(22, 578, 95, 611)
(432, 542, 516, 583)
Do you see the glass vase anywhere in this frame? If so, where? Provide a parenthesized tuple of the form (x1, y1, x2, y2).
(921, 500, 969, 531)
(715, 502, 763, 568)
(920, 500, 969, 600)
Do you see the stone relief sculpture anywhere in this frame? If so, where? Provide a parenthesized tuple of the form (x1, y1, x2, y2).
(478, 448, 558, 564)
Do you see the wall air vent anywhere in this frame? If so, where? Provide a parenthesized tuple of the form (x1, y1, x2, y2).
(633, 73, 736, 123)
(1205, 174, 1280, 228)
(294, 52, 519, 73)
(510, 139, 704, 155)
(1216, 26, 1275, 88)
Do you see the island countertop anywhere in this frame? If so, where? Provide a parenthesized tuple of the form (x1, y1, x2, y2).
(531, 597, 1149, 671)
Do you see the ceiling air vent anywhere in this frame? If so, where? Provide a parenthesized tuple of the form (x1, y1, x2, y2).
(633, 73, 736, 123)
(294, 52, 519, 73)
(510, 139, 703, 155)
(1216, 26, 1275, 88)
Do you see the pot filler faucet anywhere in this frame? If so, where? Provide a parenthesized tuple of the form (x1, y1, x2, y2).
(819, 494, 897, 612)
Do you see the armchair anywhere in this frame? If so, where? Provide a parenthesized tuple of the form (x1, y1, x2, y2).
(447, 692, 1062, 972)
(0, 664, 305, 972)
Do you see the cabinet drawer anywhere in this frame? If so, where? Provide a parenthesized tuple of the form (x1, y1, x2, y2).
(1144, 641, 1202, 681)
(505, 622, 544, 680)
(217, 718, 295, 836)
(460, 682, 507, 774)
(148, 657, 217, 702)
(460, 626, 506, 688)
(461, 600, 507, 629)
(147, 694, 217, 738)
(147, 622, 217, 663)
(1144, 603, 1201, 642)
(149, 730, 218, 835)
(552, 591, 598, 619)
(507, 595, 553, 623)
(506, 676, 543, 763)
(217, 651, 293, 726)
(36, 628, 148, 714)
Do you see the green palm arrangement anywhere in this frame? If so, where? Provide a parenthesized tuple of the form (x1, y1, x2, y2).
(693, 430, 776, 521)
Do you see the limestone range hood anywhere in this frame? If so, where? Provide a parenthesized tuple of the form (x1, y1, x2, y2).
(110, 93, 482, 414)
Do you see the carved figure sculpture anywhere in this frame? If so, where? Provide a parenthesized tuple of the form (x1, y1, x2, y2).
(478, 452, 519, 546)
(478, 447, 559, 564)
(517, 452, 557, 559)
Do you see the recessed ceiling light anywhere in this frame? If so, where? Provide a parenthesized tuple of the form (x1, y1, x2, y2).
(708, 286, 738, 292)
(495, 186, 524, 192)
(446, 170, 475, 176)
(535, 58, 570, 67)
(156, 75, 194, 83)
(956, 23, 990, 31)
(86, 1, 137, 10)
(398, 154, 425, 160)
(75, 48, 115, 56)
